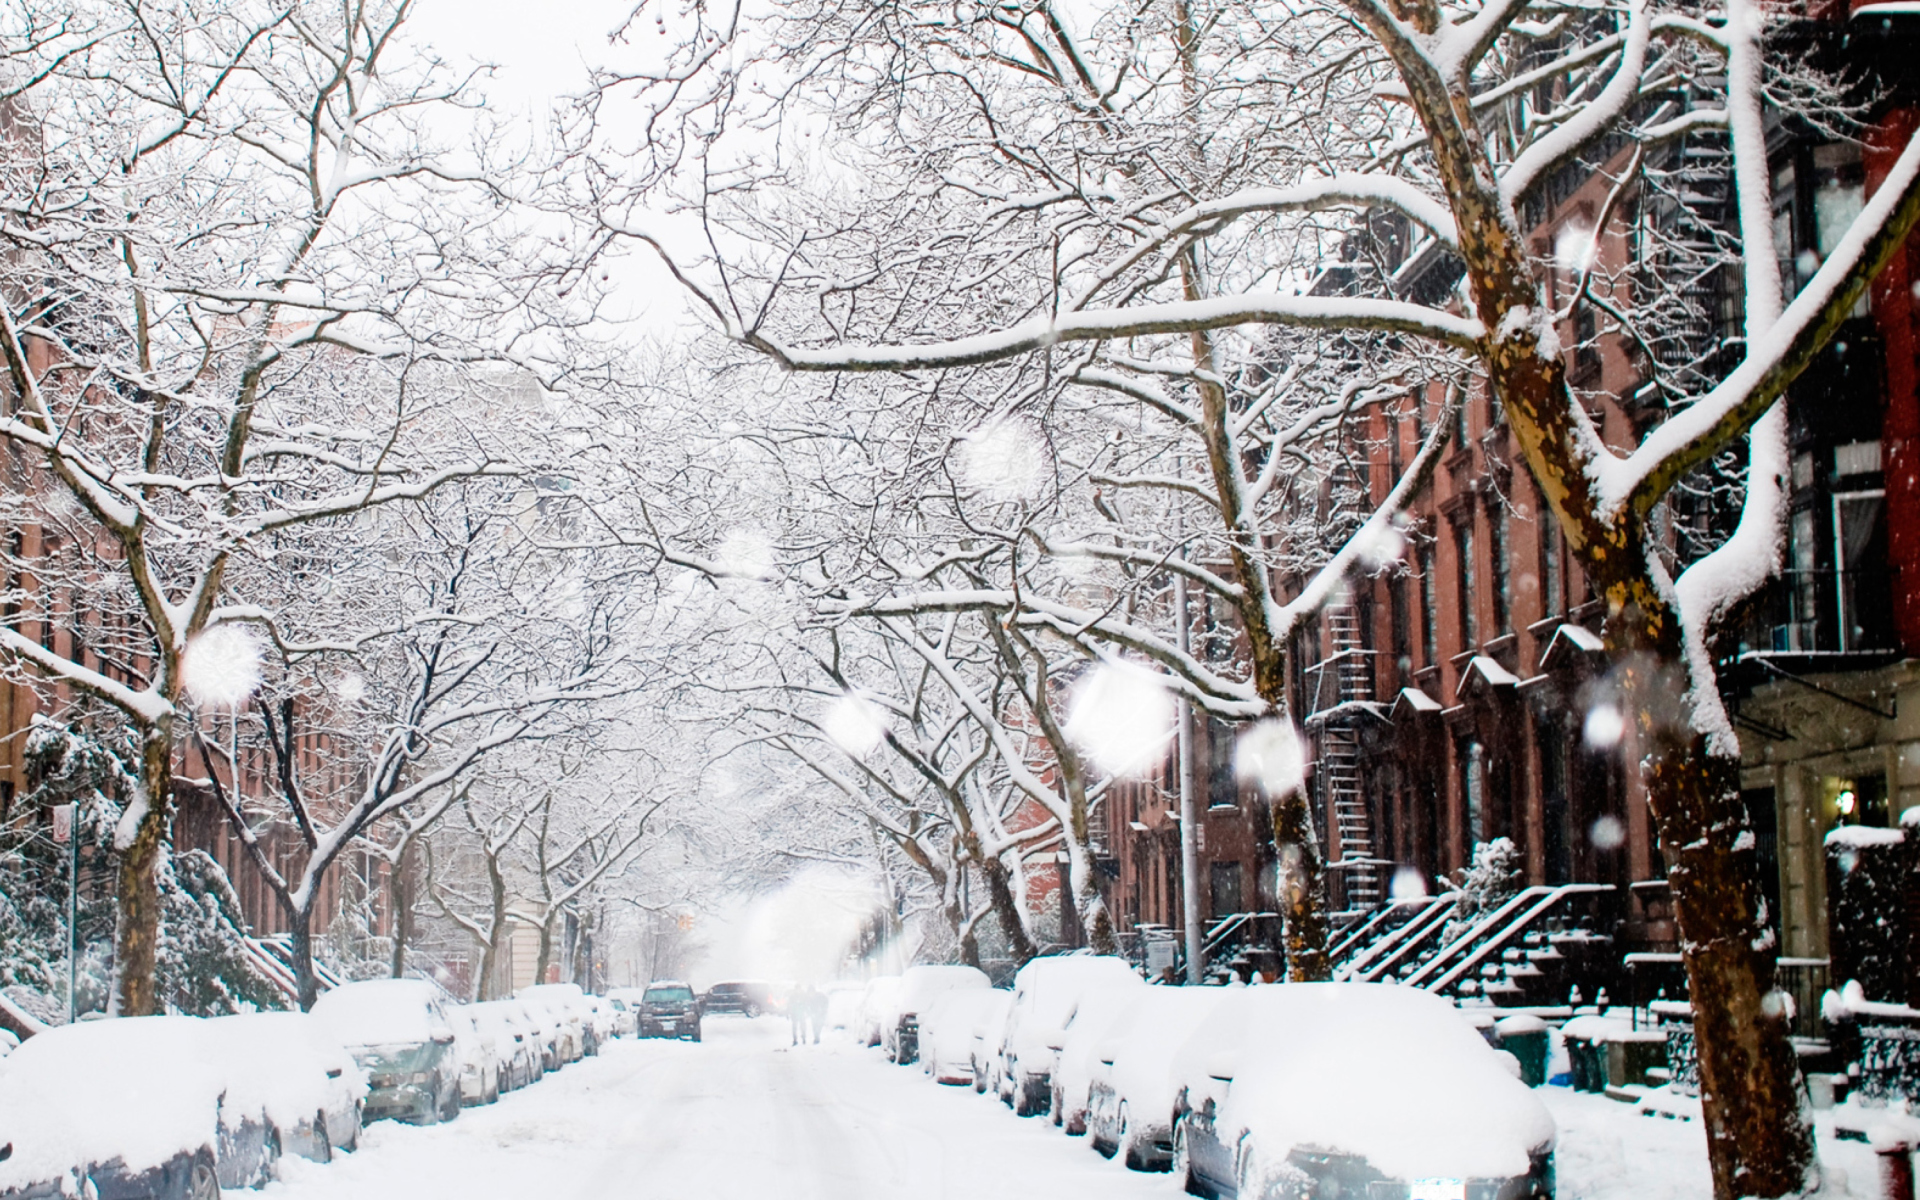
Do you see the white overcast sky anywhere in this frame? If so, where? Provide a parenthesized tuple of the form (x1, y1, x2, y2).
(409, 0, 696, 332)
(409, 0, 638, 115)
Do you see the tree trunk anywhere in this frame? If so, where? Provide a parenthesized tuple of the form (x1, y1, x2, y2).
(534, 915, 555, 986)
(290, 906, 319, 1012)
(475, 852, 509, 1001)
(1609, 577, 1816, 1198)
(981, 852, 1038, 965)
(389, 841, 413, 979)
(113, 724, 174, 1016)
(1271, 785, 1332, 982)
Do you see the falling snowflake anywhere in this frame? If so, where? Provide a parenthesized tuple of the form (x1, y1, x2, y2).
(823, 694, 888, 758)
(1591, 814, 1626, 851)
(1065, 663, 1174, 777)
(1235, 719, 1307, 798)
(955, 419, 1047, 501)
(1554, 224, 1596, 274)
(1583, 702, 1624, 750)
(180, 624, 263, 709)
(336, 673, 366, 705)
(1390, 866, 1429, 902)
(714, 529, 776, 579)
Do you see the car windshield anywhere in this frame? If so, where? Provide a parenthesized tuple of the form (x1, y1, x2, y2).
(352, 1041, 438, 1074)
(646, 986, 694, 1004)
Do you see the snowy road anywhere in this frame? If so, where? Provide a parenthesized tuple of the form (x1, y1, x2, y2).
(264, 1015, 1175, 1200)
(263, 1014, 1884, 1200)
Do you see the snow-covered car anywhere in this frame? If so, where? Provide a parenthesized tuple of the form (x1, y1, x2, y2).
(446, 1006, 501, 1106)
(822, 982, 864, 1032)
(503, 997, 559, 1073)
(854, 977, 902, 1046)
(999, 955, 1142, 1116)
(0, 1015, 280, 1199)
(203, 1011, 368, 1161)
(1049, 971, 1147, 1133)
(918, 989, 1006, 1085)
(469, 1001, 537, 1091)
(971, 989, 1016, 1094)
(1168, 984, 1556, 1200)
(514, 985, 586, 1063)
(701, 980, 774, 1018)
(0, 1030, 15, 1059)
(1087, 985, 1229, 1169)
(603, 994, 639, 1038)
(311, 979, 464, 1125)
(583, 995, 617, 1051)
(634, 981, 701, 1041)
(884, 965, 991, 1064)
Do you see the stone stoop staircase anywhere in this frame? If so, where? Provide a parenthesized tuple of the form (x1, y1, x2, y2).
(1332, 884, 1622, 1008)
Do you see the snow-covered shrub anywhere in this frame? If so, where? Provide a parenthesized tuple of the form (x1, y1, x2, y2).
(1, 717, 282, 1017)
(1444, 838, 1523, 944)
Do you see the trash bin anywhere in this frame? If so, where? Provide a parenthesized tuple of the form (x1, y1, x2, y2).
(1563, 1032, 1605, 1092)
(1496, 1014, 1550, 1087)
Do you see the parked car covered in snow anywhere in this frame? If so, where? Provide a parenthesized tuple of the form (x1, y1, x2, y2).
(602, 993, 638, 1038)
(884, 965, 991, 1064)
(1087, 985, 1229, 1169)
(634, 981, 702, 1041)
(514, 985, 587, 1063)
(701, 980, 774, 1018)
(470, 1001, 539, 1091)
(918, 988, 1006, 1085)
(998, 955, 1142, 1116)
(311, 979, 464, 1126)
(1048, 972, 1147, 1132)
(1168, 984, 1556, 1200)
(203, 1011, 368, 1161)
(854, 977, 902, 1046)
(0, 1015, 281, 1199)
(446, 1006, 501, 1106)
(972, 989, 1015, 1095)
(822, 982, 865, 1032)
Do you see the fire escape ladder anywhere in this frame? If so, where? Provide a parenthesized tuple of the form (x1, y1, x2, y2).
(1319, 606, 1379, 910)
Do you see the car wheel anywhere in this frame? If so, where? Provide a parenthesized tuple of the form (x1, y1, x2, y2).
(1172, 1116, 1211, 1199)
(185, 1150, 221, 1200)
(485, 1071, 501, 1105)
(312, 1112, 333, 1164)
(439, 1081, 460, 1123)
(259, 1127, 282, 1186)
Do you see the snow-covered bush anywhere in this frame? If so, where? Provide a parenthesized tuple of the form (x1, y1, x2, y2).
(1, 717, 281, 1017)
(1444, 838, 1523, 944)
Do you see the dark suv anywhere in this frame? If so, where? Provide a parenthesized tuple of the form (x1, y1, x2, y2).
(700, 980, 774, 1018)
(638, 981, 703, 1041)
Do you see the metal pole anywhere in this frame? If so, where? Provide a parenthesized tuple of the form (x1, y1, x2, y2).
(68, 810, 79, 1023)
(1175, 571, 1203, 984)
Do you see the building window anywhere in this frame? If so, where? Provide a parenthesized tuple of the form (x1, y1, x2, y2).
(1541, 516, 1563, 618)
(1488, 505, 1511, 635)
(1390, 572, 1412, 687)
(1418, 539, 1437, 668)
(1464, 741, 1486, 848)
(1210, 861, 1243, 918)
(1453, 515, 1477, 650)
(1207, 718, 1239, 810)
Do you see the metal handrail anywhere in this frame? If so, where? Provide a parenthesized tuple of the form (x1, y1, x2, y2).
(1328, 897, 1431, 968)
(1405, 884, 1615, 994)
(1342, 895, 1460, 982)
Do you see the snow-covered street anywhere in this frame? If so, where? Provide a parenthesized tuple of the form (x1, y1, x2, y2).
(264, 1016, 1174, 1200)
(254, 1014, 1888, 1200)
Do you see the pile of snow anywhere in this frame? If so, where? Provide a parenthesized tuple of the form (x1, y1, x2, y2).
(896, 965, 992, 1017)
(0, 1017, 228, 1188)
(855, 977, 903, 1046)
(1177, 984, 1555, 1183)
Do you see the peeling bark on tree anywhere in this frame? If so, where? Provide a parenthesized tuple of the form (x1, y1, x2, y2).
(114, 726, 174, 1017)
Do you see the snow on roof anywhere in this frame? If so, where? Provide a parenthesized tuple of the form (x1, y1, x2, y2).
(1463, 655, 1522, 689)
(1395, 686, 1442, 713)
(1008, 955, 1143, 1062)
(1561, 1015, 1666, 1044)
(1824, 824, 1905, 849)
(1102, 986, 1231, 1128)
(1183, 984, 1555, 1182)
